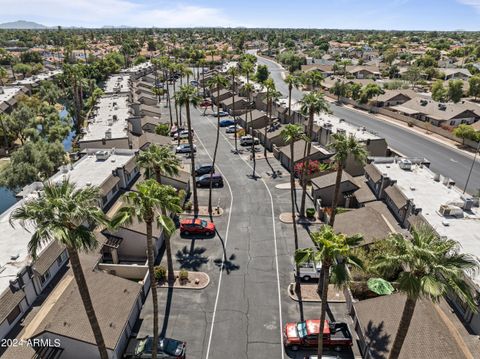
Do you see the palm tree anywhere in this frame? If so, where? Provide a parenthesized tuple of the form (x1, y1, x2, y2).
(207, 74, 228, 217)
(0, 66, 8, 86)
(327, 133, 367, 226)
(170, 63, 180, 126)
(159, 57, 174, 126)
(10, 180, 110, 359)
(227, 66, 240, 153)
(372, 225, 479, 359)
(285, 73, 301, 119)
(243, 82, 257, 177)
(111, 180, 179, 359)
(281, 124, 309, 293)
(264, 78, 282, 174)
(302, 71, 324, 91)
(295, 226, 363, 358)
(298, 91, 330, 217)
(175, 85, 201, 214)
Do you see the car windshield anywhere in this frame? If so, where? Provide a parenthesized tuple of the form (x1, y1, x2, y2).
(297, 322, 307, 339)
(200, 220, 208, 227)
(159, 338, 182, 355)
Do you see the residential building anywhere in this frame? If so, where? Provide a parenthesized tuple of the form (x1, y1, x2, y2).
(0, 86, 28, 114)
(373, 89, 419, 107)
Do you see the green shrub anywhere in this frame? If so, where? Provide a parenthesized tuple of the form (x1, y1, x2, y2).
(179, 269, 189, 282)
(184, 201, 192, 211)
(154, 266, 167, 282)
(306, 208, 316, 218)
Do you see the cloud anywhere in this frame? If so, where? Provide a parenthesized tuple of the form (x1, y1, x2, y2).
(457, 0, 480, 12)
(0, 0, 237, 27)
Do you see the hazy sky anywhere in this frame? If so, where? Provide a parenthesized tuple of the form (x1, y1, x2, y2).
(0, 0, 479, 30)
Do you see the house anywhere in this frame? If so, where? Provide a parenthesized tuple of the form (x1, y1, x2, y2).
(256, 121, 287, 151)
(301, 64, 334, 77)
(390, 98, 480, 127)
(103, 74, 131, 95)
(439, 68, 472, 80)
(0, 86, 28, 114)
(274, 139, 332, 172)
(333, 201, 404, 246)
(10, 69, 63, 91)
(366, 157, 480, 333)
(132, 103, 162, 118)
(346, 65, 381, 79)
(352, 293, 473, 359)
(373, 89, 419, 107)
(310, 171, 359, 208)
(238, 109, 270, 131)
(210, 88, 233, 106)
(220, 96, 250, 116)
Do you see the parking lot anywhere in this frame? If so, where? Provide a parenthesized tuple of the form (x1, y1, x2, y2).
(133, 100, 361, 359)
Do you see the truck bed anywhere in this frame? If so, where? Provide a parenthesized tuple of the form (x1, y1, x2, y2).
(328, 322, 352, 344)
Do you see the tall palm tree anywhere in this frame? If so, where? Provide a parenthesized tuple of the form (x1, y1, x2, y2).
(281, 124, 309, 293)
(327, 133, 367, 226)
(137, 144, 180, 185)
(298, 91, 330, 217)
(285, 72, 301, 119)
(175, 85, 201, 214)
(243, 82, 257, 177)
(207, 74, 228, 217)
(10, 180, 110, 359)
(227, 66, 240, 153)
(170, 63, 180, 126)
(111, 180, 178, 359)
(371, 226, 479, 359)
(302, 71, 324, 91)
(295, 226, 363, 358)
(159, 57, 174, 126)
(264, 78, 281, 175)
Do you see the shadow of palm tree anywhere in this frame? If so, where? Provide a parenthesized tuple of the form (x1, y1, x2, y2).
(160, 286, 174, 338)
(213, 254, 240, 273)
(365, 320, 391, 359)
(175, 245, 209, 271)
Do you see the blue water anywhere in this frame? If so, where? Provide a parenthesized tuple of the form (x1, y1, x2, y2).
(0, 106, 75, 214)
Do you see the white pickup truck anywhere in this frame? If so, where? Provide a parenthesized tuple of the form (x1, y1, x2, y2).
(294, 262, 322, 281)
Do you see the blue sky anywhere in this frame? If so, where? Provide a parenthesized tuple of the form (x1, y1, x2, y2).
(0, 0, 479, 30)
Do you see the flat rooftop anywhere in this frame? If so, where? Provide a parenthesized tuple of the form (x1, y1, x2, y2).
(50, 148, 135, 189)
(291, 101, 381, 141)
(371, 158, 480, 286)
(0, 86, 24, 103)
(12, 70, 62, 85)
(104, 74, 131, 94)
(81, 94, 132, 142)
(120, 61, 152, 74)
(0, 148, 136, 294)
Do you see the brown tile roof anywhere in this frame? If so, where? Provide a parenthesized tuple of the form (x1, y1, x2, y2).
(385, 184, 408, 209)
(311, 171, 356, 190)
(29, 254, 142, 350)
(365, 163, 382, 183)
(0, 288, 26, 324)
(32, 241, 66, 276)
(354, 293, 468, 359)
(100, 175, 120, 196)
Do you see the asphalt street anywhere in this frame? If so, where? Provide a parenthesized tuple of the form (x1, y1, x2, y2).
(136, 100, 358, 359)
(254, 54, 480, 195)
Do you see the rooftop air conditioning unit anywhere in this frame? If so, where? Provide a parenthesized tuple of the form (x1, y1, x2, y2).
(105, 129, 112, 140)
(433, 173, 441, 182)
(108, 118, 114, 126)
(398, 159, 412, 170)
(439, 204, 464, 218)
(438, 104, 447, 111)
(0, 88, 4, 94)
(95, 150, 111, 161)
(420, 99, 428, 106)
(461, 196, 474, 211)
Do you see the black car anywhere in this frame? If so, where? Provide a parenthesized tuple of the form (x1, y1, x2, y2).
(196, 173, 223, 187)
(195, 164, 214, 176)
(132, 336, 186, 358)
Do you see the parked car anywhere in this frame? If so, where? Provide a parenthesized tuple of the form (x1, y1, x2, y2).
(225, 125, 242, 134)
(195, 164, 214, 176)
(219, 118, 235, 127)
(128, 336, 186, 358)
(190, 80, 199, 86)
(196, 173, 223, 187)
(214, 111, 230, 118)
(294, 262, 322, 281)
(173, 129, 193, 140)
(240, 135, 260, 146)
(176, 144, 196, 153)
(304, 356, 340, 359)
(170, 125, 183, 136)
(180, 218, 215, 236)
(200, 99, 212, 107)
(283, 320, 353, 351)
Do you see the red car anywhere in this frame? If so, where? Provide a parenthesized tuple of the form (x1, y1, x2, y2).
(180, 218, 215, 236)
(284, 319, 352, 351)
(200, 99, 212, 107)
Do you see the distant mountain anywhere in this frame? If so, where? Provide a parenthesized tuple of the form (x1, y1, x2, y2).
(0, 20, 47, 29)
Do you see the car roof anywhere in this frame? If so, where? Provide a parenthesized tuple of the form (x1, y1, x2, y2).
(181, 218, 203, 225)
(304, 320, 330, 335)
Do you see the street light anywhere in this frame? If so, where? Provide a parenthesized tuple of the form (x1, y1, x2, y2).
(463, 139, 480, 195)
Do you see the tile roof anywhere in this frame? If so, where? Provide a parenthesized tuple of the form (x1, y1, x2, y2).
(32, 241, 65, 276)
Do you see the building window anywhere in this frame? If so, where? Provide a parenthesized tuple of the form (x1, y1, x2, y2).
(102, 196, 108, 206)
(6, 305, 21, 325)
(450, 120, 456, 126)
(40, 270, 51, 285)
(56, 255, 63, 266)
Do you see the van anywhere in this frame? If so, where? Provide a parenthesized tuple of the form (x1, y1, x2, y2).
(294, 262, 322, 281)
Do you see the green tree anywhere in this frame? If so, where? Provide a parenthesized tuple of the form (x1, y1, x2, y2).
(0, 66, 8, 85)
(255, 64, 270, 84)
(468, 75, 480, 101)
(281, 124, 309, 294)
(295, 226, 363, 358)
(175, 85, 201, 214)
(403, 65, 422, 89)
(155, 123, 170, 136)
(302, 70, 324, 90)
(10, 180, 110, 359)
(431, 80, 447, 102)
(348, 82, 362, 101)
(330, 80, 347, 102)
(285, 72, 301, 119)
(207, 74, 229, 218)
(327, 133, 368, 226)
(111, 180, 178, 359)
(453, 124, 477, 145)
(372, 226, 479, 359)
(359, 83, 383, 104)
(13, 63, 32, 78)
(447, 79, 464, 103)
(299, 92, 330, 217)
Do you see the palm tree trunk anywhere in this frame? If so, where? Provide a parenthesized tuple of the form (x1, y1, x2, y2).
(66, 247, 109, 359)
(388, 297, 417, 359)
(232, 83, 238, 153)
(317, 263, 330, 358)
(299, 110, 314, 217)
(173, 81, 179, 126)
(328, 166, 343, 226)
(288, 85, 292, 119)
(208, 87, 221, 218)
(145, 220, 159, 359)
(264, 98, 275, 174)
(290, 142, 301, 294)
(166, 80, 173, 127)
(185, 102, 199, 214)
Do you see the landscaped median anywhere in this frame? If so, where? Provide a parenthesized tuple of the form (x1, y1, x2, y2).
(181, 205, 224, 217)
(288, 283, 346, 303)
(156, 267, 210, 290)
